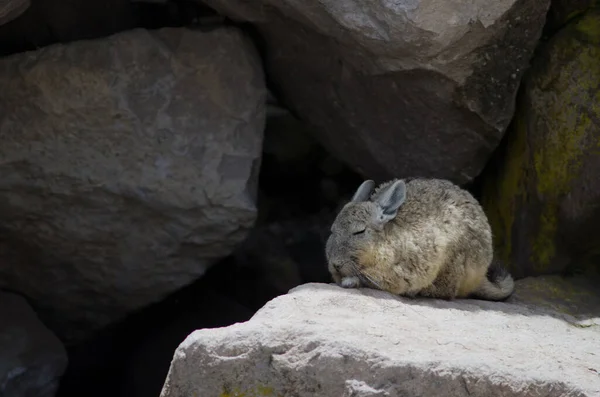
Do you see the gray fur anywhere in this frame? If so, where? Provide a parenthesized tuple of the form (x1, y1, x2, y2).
(325, 178, 515, 301)
(351, 180, 376, 202)
(373, 179, 406, 222)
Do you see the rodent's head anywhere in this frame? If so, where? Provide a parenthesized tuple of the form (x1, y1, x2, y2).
(325, 179, 406, 284)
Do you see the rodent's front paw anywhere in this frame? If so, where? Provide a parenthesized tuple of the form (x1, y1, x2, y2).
(341, 276, 360, 288)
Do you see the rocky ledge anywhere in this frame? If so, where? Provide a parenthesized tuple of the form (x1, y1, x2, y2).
(160, 280, 600, 397)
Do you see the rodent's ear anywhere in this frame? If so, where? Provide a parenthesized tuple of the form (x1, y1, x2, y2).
(351, 180, 375, 202)
(375, 180, 406, 222)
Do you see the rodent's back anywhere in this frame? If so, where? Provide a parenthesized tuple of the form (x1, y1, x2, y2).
(371, 178, 492, 263)
(371, 178, 491, 233)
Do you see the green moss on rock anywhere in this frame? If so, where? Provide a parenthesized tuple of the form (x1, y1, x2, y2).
(529, 103, 592, 271)
(575, 4, 600, 38)
(545, 0, 598, 32)
(482, 10, 600, 277)
(481, 116, 528, 271)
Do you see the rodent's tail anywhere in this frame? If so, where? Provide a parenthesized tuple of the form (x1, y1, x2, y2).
(471, 259, 515, 301)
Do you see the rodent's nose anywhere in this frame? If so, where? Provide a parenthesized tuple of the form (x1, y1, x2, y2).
(332, 262, 342, 270)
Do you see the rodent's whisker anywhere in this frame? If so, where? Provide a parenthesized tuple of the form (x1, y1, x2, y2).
(357, 268, 382, 290)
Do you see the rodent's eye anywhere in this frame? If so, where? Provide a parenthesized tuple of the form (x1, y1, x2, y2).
(352, 229, 366, 235)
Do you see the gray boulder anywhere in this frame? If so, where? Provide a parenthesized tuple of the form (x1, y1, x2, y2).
(200, 0, 550, 184)
(0, 291, 68, 397)
(0, 26, 266, 343)
(161, 282, 600, 397)
(0, 0, 29, 26)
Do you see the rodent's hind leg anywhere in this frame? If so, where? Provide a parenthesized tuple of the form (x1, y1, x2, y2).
(417, 265, 463, 300)
(341, 276, 361, 288)
(418, 284, 455, 300)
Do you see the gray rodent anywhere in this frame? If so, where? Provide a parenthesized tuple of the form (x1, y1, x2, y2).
(325, 177, 514, 301)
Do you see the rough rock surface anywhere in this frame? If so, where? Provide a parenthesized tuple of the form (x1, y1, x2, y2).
(0, 26, 265, 342)
(0, 291, 68, 397)
(510, 275, 600, 327)
(482, 10, 600, 278)
(0, 0, 29, 26)
(544, 0, 596, 31)
(201, 0, 549, 184)
(160, 282, 600, 397)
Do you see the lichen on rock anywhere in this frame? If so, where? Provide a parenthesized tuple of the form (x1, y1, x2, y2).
(482, 9, 600, 278)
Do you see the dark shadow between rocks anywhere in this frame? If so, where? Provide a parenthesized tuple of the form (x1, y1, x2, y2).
(54, 255, 281, 397)
(0, 0, 221, 57)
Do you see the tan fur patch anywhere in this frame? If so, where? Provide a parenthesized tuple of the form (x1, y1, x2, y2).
(355, 242, 400, 292)
(457, 266, 487, 297)
(357, 242, 395, 271)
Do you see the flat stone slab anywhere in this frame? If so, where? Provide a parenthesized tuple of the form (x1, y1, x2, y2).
(161, 281, 600, 397)
(510, 275, 600, 328)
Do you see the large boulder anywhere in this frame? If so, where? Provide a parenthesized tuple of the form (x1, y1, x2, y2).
(0, 26, 266, 342)
(0, 291, 68, 397)
(200, 0, 550, 184)
(545, 0, 596, 31)
(0, 0, 29, 26)
(160, 282, 600, 397)
(482, 10, 600, 278)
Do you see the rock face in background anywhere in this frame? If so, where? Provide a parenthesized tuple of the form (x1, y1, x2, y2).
(482, 10, 600, 279)
(0, 26, 266, 343)
(544, 0, 597, 31)
(200, 0, 550, 184)
(160, 283, 600, 397)
(0, 291, 68, 397)
(0, 0, 30, 26)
